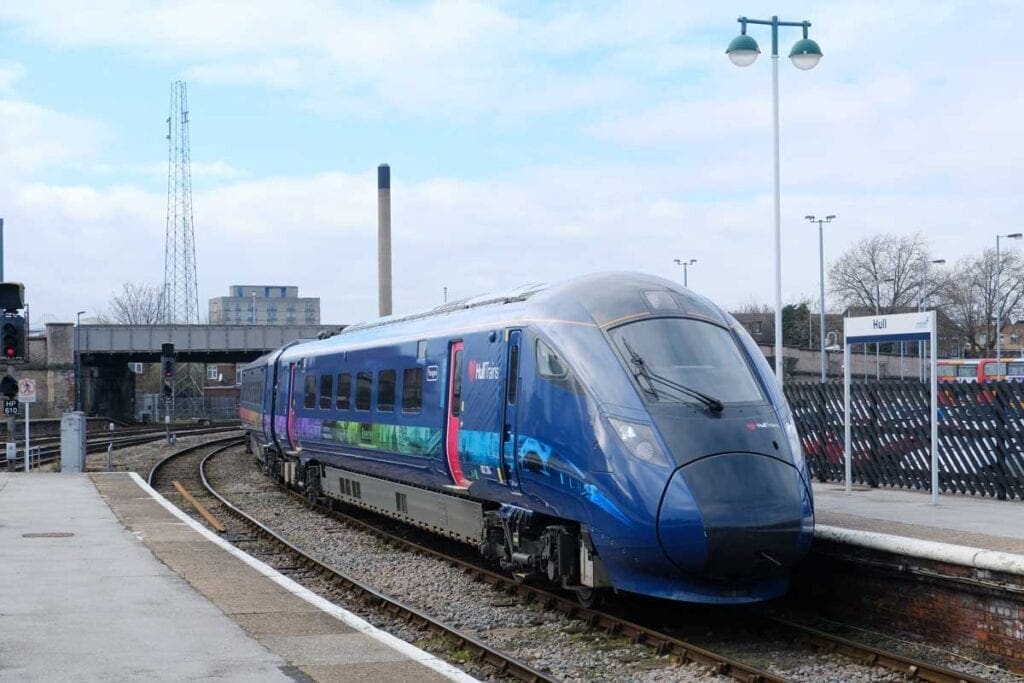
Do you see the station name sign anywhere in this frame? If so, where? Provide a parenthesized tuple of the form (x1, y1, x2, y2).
(844, 311, 934, 345)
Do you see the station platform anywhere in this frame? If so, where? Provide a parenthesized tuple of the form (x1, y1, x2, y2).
(812, 481, 1024, 571)
(0, 472, 475, 682)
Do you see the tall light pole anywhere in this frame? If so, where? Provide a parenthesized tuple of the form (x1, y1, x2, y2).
(75, 310, 86, 412)
(919, 258, 945, 381)
(727, 15, 822, 385)
(995, 233, 1022, 363)
(805, 214, 835, 382)
(673, 258, 697, 288)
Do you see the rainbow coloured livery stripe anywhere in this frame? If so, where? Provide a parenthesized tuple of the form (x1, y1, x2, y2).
(239, 272, 814, 605)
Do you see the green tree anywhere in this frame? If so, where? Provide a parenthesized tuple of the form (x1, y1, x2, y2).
(782, 301, 811, 348)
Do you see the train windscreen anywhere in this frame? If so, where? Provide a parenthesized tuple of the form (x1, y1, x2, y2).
(610, 318, 765, 405)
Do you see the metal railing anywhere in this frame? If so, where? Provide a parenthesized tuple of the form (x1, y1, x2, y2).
(786, 379, 1024, 500)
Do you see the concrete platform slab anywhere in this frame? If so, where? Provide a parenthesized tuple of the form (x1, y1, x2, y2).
(0, 472, 293, 682)
(813, 482, 1024, 553)
(0, 471, 476, 682)
(812, 482, 1024, 576)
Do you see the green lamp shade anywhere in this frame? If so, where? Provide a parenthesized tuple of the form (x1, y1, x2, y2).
(789, 38, 822, 70)
(726, 34, 760, 67)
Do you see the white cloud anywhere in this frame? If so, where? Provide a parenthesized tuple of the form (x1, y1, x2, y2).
(0, 61, 25, 91)
(9, 160, 1020, 327)
(0, 99, 105, 175)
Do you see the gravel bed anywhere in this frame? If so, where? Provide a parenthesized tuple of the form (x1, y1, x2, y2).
(101, 436, 1012, 682)
(83, 430, 242, 478)
(769, 609, 1024, 683)
(202, 448, 934, 682)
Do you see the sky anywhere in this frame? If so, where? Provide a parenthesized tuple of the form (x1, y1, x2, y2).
(1, 1, 1022, 326)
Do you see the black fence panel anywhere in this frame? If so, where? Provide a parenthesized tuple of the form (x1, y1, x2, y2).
(785, 379, 1024, 500)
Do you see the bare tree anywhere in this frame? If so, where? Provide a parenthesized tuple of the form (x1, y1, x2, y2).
(937, 249, 1024, 354)
(829, 232, 931, 311)
(102, 282, 164, 325)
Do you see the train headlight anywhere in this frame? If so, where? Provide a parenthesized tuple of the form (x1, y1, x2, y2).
(782, 412, 806, 466)
(608, 418, 672, 467)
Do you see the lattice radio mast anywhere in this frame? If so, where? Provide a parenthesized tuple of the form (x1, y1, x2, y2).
(162, 80, 200, 325)
(161, 81, 203, 416)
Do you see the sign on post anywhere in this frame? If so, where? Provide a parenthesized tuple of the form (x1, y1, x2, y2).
(843, 311, 939, 504)
(18, 378, 34, 472)
(3, 399, 17, 416)
(17, 378, 35, 403)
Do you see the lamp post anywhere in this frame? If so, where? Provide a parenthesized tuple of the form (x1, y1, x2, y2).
(673, 258, 697, 288)
(996, 233, 1023, 363)
(75, 310, 86, 412)
(805, 214, 835, 382)
(727, 15, 822, 386)
(919, 258, 945, 381)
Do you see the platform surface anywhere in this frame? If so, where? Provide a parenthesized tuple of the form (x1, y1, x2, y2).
(0, 472, 469, 682)
(813, 481, 1024, 554)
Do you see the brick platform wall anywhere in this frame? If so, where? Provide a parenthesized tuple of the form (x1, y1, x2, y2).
(793, 540, 1024, 671)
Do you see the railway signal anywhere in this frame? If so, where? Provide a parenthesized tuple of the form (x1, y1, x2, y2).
(2, 316, 25, 361)
(0, 283, 27, 363)
(161, 342, 175, 401)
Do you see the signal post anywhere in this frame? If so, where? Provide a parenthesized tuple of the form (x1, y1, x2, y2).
(0, 283, 26, 468)
(161, 343, 175, 443)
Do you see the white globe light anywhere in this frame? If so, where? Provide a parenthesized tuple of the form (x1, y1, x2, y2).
(790, 52, 821, 70)
(728, 50, 759, 67)
(789, 38, 822, 70)
(726, 34, 760, 68)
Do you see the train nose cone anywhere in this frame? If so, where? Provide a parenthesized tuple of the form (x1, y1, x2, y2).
(657, 452, 807, 577)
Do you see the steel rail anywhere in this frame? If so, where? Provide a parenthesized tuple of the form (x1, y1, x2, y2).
(146, 434, 245, 486)
(194, 446, 555, 683)
(272, 477, 991, 683)
(267, 481, 782, 683)
(6, 425, 241, 473)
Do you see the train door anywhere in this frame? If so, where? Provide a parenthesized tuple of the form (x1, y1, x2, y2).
(500, 330, 522, 490)
(286, 362, 299, 451)
(445, 341, 469, 487)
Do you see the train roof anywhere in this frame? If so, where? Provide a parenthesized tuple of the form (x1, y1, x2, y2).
(279, 272, 729, 361)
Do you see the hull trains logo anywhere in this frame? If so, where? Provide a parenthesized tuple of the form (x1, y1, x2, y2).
(468, 359, 501, 381)
(746, 421, 780, 431)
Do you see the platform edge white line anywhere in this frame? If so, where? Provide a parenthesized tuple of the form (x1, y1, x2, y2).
(816, 524, 1024, 575)
(123, 471, 480, 683)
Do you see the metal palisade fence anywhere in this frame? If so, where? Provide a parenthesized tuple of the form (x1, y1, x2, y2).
(785, 379, 1024, 500)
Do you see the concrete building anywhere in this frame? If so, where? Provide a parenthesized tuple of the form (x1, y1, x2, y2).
(209, 286, 320, 326)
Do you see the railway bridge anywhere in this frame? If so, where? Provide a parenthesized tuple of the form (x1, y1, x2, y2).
(76, 323, 338, 420)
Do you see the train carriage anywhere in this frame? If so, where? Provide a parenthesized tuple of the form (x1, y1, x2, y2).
(241, 272, 814, 605)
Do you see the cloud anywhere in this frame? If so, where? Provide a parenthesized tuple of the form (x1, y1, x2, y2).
(0, 98, 105, 175)
(0, 61, 25, 91)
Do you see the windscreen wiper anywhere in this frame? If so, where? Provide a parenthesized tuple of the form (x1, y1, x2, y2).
(643, 371, 724, 413)
(621, 338, 659, 399)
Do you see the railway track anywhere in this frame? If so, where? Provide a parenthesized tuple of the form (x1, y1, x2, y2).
(148, 440, 555, 683)
(150, 436, 995, 682)
(265, 473, 991, 683)
(4, 423, 240, 472)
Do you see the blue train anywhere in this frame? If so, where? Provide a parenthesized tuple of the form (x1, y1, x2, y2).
(239, 272, 814, 605)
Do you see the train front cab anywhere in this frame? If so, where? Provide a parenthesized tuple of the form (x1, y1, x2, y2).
(552, 312, 815, 603)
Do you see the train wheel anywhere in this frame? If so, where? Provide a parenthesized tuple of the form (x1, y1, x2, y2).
(574, 587, 607, 609)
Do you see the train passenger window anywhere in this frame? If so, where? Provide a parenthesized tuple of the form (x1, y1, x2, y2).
(451, 350, 463, 418)
(536, 340, 569, 380)
(319, 375, 333, 410)
(378, 370, 396, 412)
(402, 368, 423, 414)
(417, 340, 428, 363)
(356, 372, 372, 411)
(336, 373, 351, 410)
(507, 345, 520, 405)
(303, 375, 316, 409)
